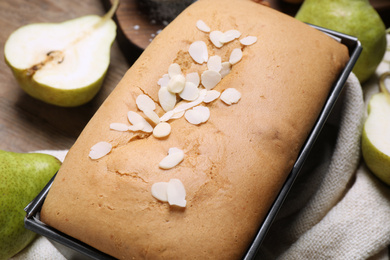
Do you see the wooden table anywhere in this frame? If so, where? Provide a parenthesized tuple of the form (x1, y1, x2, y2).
(0, 0, 389, 154)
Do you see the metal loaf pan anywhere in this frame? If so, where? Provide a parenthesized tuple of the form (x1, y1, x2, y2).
(24, 25, 362, 260)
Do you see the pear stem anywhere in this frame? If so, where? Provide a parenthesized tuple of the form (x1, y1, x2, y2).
(379, 71, 390, 103)
(94, 0, 120, 29)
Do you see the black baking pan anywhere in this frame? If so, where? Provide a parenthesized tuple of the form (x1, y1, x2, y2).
(24, 25, 362, 260)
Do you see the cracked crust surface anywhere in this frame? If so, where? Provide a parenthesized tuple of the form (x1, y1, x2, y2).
(41, 0, 349, 259)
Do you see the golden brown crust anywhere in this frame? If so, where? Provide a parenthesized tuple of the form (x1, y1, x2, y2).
(41, 0, 349, 259)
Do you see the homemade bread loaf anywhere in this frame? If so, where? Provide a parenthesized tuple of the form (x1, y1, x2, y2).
(41, 0, 350, 259)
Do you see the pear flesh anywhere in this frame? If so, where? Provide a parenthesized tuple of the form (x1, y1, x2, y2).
(0, 150, 61, 259)
(362, 93, 390, 185)
(4, 14, 116, 107)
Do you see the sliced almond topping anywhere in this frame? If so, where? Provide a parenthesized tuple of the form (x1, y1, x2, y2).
(160, 110, 175, 122)
(173, 90, 206, 114)
(127, 111, 153, 133)
(220, 88, 242, 105)
(110, 123, 129, 132)
(229, 48, 243, 65)
(209, 30, 224, 48)
(171, 109, 185, 119)
(89, 141, 112, 160)
(128, 122, 145, 132)
(167, 74, 186, 94)
(207, 55, 222, 72)
(151, 179, 187, 207)
(185, 105, 210, 125)
(143, 109, 160, 125)
(136, 94, 156, 112)
(158, 74, 170, 88)
(220, 62, 232, 78)
(127, 111, 146, 125)
(159, 147, 184, 170)
(189, 41, 208, 64)
(153, 122, 171, 138)
(168, 63, 182, 78)
(240, 36, 257, 46)
(193, 105, 210, 123)
(158, 87, 177, 112)
(196, 20, 210, 33)
(186, 72, 200, 87)
(204, 90, 221, 103)
(179, 82, 200, 101)
(219, 29, 241, 43)
(201, 70, 221, 90)
(142, 123, 154, 133)
(167, 179, 186, 207)
(151, 182, 169, 202)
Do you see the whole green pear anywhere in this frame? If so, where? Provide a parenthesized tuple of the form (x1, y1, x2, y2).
(295, 0, 387, 83)
(0, 150, 61, 259)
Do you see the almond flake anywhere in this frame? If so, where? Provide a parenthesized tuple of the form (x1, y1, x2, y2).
(136, 94, 156, 112)
(159, 147, 184, 170)
(171, 110, 185, 119)
(167, 74, 186, 94)
(173, 90, 206, 114)
(179, 82, 200, 101)
(186, 72, 200, 87)
(110, 123, 129, 132)
(128, 122, 145, 132)
(240, 36, 257, 46)
(158, 87, 177, 112)
(229, 48, 243, 65)
(142, 124, 154, 133)
(158, 74, 170, 88)
(196, 20, 210, 33)
(220, 62, 232, 78)
(185, 105, 210, 125)
(220, 88, 241, 105)
(153, 122, 171, 138)
(219, 29, 241, 43)
(89, 141, 112, 160)
(207, 55, 222, 72)
(209, 31, 224, 48)
(204, 90, 220, 103)
(189, 41, 208, 64)
(160, 110, 175, 122)
(167, 179, 186, 207)
(127, 111, 153, 133)
(143, 109, 160, 125)
(168, 63, 182, 78)
(201, 70, 221, 90)
(151, 182, 169, 202)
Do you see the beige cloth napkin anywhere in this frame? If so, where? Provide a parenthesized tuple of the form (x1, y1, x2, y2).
(13, 37, 390, 260)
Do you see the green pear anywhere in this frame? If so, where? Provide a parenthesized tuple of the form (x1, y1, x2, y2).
(4, 0, 119, 107)
(0, 150, 61, 259)
(295, 0, 387, 83)
(361, 72, 390, 185)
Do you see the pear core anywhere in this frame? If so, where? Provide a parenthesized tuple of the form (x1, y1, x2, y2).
(5, 15, 116, 90)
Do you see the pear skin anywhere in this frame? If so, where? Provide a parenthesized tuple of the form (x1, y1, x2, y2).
(295, 0, 387, 83)
(0, 150, 61, 259)
(361, 93, 390, 186)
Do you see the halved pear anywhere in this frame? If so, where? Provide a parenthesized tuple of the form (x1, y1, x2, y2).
(4, 2, 118, 107)
(362, 72, 390, 185)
